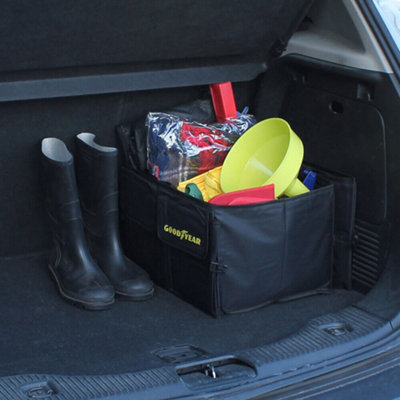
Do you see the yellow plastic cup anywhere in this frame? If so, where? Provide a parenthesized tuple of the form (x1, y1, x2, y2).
(220, 118, 309, 197)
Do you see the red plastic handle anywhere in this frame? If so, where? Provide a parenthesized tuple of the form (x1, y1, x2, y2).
(209, 82, 237, 122)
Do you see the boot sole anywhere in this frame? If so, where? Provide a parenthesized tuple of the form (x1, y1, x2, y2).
(115, 287, 155, 301)
(48, 265, 115, 311)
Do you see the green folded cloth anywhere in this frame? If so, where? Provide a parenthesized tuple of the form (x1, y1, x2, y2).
(185, 183, 204, 200)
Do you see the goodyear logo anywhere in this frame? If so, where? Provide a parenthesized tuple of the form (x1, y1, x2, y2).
(163, 225, 201, 246)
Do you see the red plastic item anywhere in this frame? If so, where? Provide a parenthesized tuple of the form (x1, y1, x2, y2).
(209, 184, 275, 206)
(210, 82, 238, 122)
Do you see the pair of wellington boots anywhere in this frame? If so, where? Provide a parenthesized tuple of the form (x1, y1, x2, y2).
(41, 133, 154, 310)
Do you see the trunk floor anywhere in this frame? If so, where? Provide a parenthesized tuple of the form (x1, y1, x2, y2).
(0, 253, 363, 377)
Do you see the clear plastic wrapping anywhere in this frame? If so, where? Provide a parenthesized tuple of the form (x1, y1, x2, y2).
(146, 112, 256, 186)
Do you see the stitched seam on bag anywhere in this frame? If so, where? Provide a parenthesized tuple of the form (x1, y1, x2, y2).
(280, 201, 287, 291)
(211, 215, 222, 316)
(165, 243, 173, 290)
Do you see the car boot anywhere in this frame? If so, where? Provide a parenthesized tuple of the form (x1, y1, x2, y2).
(75, 133, 154, 300)
(41, 138, 115, 310)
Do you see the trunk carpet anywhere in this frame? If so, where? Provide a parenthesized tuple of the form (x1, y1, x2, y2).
(0, 253, 363, 377)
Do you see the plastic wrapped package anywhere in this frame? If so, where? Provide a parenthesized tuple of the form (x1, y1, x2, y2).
(146, 112, 256, 186)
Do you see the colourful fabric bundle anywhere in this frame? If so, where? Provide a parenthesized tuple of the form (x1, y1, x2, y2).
(146, 112, 256, 186)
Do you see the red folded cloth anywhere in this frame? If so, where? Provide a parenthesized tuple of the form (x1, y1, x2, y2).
(209, 184, 275, 206)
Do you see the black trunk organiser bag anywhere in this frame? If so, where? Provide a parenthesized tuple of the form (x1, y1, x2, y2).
(120, 163, 357, 317)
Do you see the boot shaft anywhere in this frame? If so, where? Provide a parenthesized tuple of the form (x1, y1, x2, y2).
(41, 138, 82, 223)
(75, 133, 124, 251)
(75, 133, 118, 215)
(41, 138, 89, 252)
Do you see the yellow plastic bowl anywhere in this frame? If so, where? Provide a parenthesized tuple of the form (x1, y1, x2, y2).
(220, 118, 309, 197)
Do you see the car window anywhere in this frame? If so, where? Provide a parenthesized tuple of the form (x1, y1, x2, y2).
(373, 0, 400, 47)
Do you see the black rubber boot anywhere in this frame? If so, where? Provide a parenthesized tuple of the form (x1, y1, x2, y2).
(75, 133, 154, 300)
(41, 138, 115, 310)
